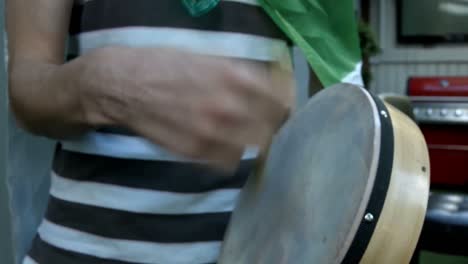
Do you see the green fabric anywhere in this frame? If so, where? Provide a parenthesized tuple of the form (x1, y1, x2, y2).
(182, 0, 221, 17)
(259, 0, 362, 87)
(183, 0, 362, 87)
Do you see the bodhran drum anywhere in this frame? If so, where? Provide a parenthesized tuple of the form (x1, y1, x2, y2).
(219, 84, 430, 264)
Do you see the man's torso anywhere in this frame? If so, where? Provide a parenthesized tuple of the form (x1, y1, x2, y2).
(26, 1, 293, 263)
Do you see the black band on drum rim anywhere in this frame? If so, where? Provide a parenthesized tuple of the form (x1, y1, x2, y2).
(341, 92, 395, 264)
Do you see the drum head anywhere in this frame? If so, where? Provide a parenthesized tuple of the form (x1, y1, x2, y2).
(219, 84, 386, 263)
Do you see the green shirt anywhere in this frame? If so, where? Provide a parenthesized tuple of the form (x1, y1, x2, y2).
(260, 0, 363, 87)
(184, 0, 363, 87)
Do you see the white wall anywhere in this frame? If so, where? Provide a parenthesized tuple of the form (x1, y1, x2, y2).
(0, 0, 16, 263)
(7, 119, 54, 264)
(369, 0, 468, 94)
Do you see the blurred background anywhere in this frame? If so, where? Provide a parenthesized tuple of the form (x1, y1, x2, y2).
(0, 0, 467, 263)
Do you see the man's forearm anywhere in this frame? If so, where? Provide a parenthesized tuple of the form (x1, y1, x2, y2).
(8, 51, 109, 139)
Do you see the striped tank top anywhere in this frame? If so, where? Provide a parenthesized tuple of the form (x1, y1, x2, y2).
(24, 0, 292, 263)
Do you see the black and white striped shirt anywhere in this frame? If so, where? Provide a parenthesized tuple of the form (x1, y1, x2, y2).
(25, 0, 292, 263)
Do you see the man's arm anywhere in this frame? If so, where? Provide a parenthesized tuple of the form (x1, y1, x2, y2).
(6, 0, 291, 169)
(6, 0, 129, 139)
(7, 0, 91, 138)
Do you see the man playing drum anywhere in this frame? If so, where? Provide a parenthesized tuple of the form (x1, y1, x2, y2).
(6, 0, 362, 263)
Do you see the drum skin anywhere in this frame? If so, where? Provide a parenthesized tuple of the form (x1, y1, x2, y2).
(218, 84, 430, 264)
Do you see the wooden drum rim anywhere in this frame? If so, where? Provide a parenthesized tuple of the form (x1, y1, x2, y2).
(341, 91, 395, 263)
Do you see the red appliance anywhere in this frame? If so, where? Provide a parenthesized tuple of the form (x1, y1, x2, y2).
(409, 77, 468, 189)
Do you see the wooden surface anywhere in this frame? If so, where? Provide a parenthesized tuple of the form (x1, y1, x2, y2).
(360, 103, 430, 264)
(219, 84, 381, 263)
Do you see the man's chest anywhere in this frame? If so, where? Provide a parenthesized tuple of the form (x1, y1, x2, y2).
(68, 0, 291, 64)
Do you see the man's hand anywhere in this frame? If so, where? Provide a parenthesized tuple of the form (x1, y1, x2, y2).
(7, 0, 295, 171)
(83, 47, 295, 170)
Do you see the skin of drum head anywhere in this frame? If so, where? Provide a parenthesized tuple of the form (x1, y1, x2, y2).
(219, 84, 382, 264)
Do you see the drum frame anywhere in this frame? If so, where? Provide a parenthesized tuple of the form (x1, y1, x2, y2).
(357, 100, 430, 264)
(219, 86, 430, 264)
(341, 94, 395, 263)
